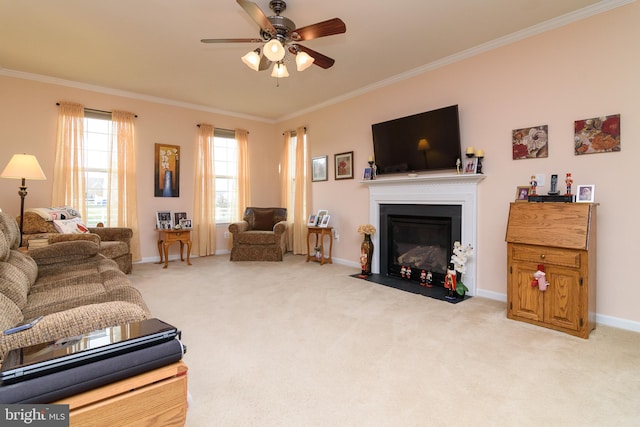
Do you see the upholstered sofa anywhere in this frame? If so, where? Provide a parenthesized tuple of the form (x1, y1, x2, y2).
(20, 210, 133, 274)
(228, 207, 288, 261)
(0, 211, 149, 362)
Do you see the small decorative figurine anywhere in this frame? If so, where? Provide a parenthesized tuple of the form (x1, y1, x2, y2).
(444, 263, 457, 300)
(406, 266, 412, 280)
(456, 158, 461, 175)
(565, 173, 573, 196)
(420, 270, 427, 286)
(532, 264, 548, 291)
(400, 265, 406, 278)
(425, 271, 433, 288)
(530, 175, 537, 195)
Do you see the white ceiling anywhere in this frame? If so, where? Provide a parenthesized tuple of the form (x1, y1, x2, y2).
(0, 0, 622, 121)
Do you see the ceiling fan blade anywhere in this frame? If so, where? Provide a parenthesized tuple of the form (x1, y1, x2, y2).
(236, 0, 276, 37)
(291, 18, 346, 41)
(201, 38, 262, 43)
(294, 44, 335, 69)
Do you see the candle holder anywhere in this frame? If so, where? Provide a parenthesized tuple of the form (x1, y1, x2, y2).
(475, 154, 484, 174)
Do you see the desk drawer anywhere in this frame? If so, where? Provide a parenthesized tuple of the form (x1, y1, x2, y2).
(511, 245, 581, 268)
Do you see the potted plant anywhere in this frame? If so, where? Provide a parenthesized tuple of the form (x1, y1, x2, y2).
(450, 241, 473, 297)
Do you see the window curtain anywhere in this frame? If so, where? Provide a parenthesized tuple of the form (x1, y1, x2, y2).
(52, 102, 86, 216)
(229, 129, 251, 250)
(110, 110, 141, 261)
(280, 132, 293, 251)
(281, 127, 310, 254)
(194, 124, 216, 256)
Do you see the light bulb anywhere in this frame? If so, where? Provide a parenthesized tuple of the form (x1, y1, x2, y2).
(264, 39, 285, 61)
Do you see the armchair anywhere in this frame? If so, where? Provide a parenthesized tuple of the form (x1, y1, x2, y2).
(228, 207, 288, 261)
(19, 210, 133, 274)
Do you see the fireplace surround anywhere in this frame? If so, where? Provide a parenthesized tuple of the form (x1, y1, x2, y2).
(362, 173, 485, 295)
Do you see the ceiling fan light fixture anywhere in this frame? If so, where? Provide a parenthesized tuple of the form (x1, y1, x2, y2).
(264, 39, 285, 61)
(241, 49, 262, 71)
(295, 51, 314, 71)
(271, 62, 289, 78)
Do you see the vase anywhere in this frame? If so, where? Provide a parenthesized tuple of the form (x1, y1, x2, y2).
(360, 234, 374, 275)
(162, 170, 173, 197)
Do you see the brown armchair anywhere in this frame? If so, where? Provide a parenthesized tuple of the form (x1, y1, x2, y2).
(19, 211, 133, 274)
(228, 207, 288, 261)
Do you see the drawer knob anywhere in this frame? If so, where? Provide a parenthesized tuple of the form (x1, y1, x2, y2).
(540, 254, 545, 259)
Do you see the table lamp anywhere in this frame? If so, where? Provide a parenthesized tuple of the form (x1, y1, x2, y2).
(1, 154, 47, 246)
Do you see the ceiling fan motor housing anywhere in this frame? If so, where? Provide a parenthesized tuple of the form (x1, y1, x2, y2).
(261, 15, 296, 42)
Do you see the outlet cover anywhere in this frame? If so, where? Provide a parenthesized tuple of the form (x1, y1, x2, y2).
(535, 173, 546, 187)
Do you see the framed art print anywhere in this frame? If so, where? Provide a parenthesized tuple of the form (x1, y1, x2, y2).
(575, 114, 620, 155)
(155, 144, 180, 197)
(334, 151, 354, 180)
(311, 156, 328, 182)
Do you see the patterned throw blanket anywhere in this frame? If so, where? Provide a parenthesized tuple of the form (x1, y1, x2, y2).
(25, 206, 81, 221)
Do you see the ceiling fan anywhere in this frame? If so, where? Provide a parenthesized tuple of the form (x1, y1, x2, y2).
(201, 0, 346, 79)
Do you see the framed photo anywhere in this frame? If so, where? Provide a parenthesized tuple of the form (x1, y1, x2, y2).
(576, 185, 595, 203)
(316, 210, 328, 226)
(179, 218, 192, 229)
(156, 211, 173, 230)
(334, 151, 354, 180)
(363, 167, 372, 180)
(512, 125, 549, 159)
(319, 214, 331, 228)
(515, 186, 531, 202)
(462, 157, 478, 174)
(575, 114, 620, 155)
(311, 156, 328, 182)
(174, 212, 187, 225)
(154, 144, 180, 197)
(307, 214, 318, 227)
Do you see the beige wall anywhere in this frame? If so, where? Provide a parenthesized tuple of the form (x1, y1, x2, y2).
(279, 3, 640, 326)
(1, 2, 638, 327)
(0, 76, 280, 260)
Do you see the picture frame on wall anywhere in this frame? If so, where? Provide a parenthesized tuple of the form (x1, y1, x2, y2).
(576, 185, 595, 202)
(156, 211, 173, 230)
(462, 157, 478, 174)
(311, 155, 328, 182)
(515, 186, 531, 202)
(154, 144, 180, 197)
(334, 151, 354, 180)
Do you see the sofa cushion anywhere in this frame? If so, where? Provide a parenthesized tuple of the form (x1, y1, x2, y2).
(235, 230, 280, 245)
(29, 241, 100, 266)
(0, 212, 21, 258)
(0, 262, 30, 308)
(253, 209, 275, 231)
(0, 293, 23, 333)
(99, 241, 130, 259)
(7, 250, 38, 287)
(53, 218, 90, 234)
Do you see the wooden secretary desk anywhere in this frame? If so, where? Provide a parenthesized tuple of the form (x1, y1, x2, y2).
(505, 202, 597, 338)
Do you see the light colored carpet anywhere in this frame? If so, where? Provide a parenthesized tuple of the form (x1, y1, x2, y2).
(130, 254, 640, 427)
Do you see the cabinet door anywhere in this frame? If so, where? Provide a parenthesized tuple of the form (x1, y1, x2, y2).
(510, 262, 543, 322)
(544, 266, 582, 331)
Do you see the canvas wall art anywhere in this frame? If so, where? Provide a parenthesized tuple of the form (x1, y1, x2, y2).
(512, 125, 548, 159)
(155, 144, 180, 197)
(574, 114, 620, 155)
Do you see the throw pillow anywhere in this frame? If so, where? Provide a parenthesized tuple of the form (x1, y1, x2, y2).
(53, 218, 90, 234)
(253, 209, 275, 231)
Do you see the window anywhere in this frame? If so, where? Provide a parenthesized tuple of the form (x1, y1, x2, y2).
(83, 113, 114, 226)
(214, 130, 238, 223)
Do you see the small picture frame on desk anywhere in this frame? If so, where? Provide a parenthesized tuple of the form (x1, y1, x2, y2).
(515, 186, 531, 202)
(576, 185, 595, 203)
(315, 209, 328, 225)
(363, 167, 372, 180)
(156, 211, 173, 230)
(463, 157, 478, 174)
(319, 215, 331, 228)
(307, 214, 318, 227)
(179, 219, 192, 229)
(174, 212, 187, 225)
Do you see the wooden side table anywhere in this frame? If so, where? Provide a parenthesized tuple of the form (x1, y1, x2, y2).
(157, 229, 192, 269)
(306, 226, 333, 265)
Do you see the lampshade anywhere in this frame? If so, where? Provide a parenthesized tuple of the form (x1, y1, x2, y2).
(271, 62, 289, 78)
(264, 39, 285, 62)
(295, 51, 315, 71)
(417, 138, 431, 151)
(1, 154, 47, 180)
(241, 49, 261, 71)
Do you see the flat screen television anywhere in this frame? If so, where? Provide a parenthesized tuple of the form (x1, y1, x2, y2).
(372, 105, 462, 175)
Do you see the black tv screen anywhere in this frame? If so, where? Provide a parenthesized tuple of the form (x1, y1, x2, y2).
(372, 105, 462, 175)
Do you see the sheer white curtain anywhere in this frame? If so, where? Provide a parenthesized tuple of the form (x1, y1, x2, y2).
(110, 110, 141, 261)
(194, 124, 216, 256)
(280, 127, 309, 254)
(52, 102, 86, 216)
(235, 129, 251, 220)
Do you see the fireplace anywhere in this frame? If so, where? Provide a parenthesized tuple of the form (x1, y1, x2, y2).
(363, 173, 484, 295)
(380, 204, 461, 286)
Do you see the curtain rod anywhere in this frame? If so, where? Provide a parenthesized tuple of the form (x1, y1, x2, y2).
(55, 103, 138, 118)
(196, 124, 248, 134)
(282, 126, 307, 135)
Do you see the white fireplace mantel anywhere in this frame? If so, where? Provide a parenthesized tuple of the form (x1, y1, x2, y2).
(362, 173, 485, 296)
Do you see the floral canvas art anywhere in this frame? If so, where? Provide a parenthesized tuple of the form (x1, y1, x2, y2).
(512, 125, 548, 159)
(574, 114, 620, 155)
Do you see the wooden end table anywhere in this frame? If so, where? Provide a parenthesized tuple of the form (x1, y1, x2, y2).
(306, 226, 333, 265)
(157, 229, 192, 268)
